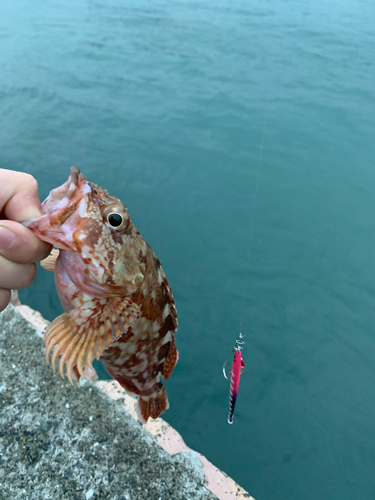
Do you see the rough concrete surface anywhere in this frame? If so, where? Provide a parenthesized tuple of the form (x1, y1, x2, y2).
(0, 305, 218, 500)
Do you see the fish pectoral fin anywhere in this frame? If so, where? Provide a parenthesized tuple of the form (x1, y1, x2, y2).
(40, 248, 60, 272)
(44, 297, 140, 385)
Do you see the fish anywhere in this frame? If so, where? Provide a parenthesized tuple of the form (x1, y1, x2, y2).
(23, 167, 178, 423)
(223, 333, 245, 424)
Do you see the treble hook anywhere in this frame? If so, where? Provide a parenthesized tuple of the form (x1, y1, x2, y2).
(223, 361, 229, 379)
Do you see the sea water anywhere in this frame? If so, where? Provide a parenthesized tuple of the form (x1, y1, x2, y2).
(2, 0, 375, 498)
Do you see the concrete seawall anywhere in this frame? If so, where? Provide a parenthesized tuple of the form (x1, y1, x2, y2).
(0, 303, 253, 500)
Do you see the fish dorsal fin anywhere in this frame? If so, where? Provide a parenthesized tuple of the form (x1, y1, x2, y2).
(44, 296, 140, 384)
(40, 248, 60, 272)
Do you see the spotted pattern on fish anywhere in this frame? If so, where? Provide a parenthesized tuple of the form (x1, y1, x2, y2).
(101, 241, 179, 417)
(23, 167, 178, 423)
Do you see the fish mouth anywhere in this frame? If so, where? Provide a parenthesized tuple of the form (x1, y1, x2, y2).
(22, 167, 89, 249)
(42, 167, 81, 224)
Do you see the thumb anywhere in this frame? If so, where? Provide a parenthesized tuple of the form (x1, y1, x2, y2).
(0, 169, 44, 221)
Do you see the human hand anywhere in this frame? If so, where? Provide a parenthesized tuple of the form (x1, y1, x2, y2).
(0, 169, 52, 311)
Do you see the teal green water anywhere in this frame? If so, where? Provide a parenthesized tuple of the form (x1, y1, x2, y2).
(2, 1, 375, 498)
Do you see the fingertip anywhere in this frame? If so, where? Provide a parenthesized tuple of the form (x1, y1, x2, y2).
(0, 289, 11, 312)
(21, 262, 38, 289)
(32, 233, 53, 262)
(0, 170, 43, 222)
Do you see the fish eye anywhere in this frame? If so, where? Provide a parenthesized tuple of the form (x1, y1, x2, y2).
(103, 207, 129, 231)
(107, 213, 124, 227)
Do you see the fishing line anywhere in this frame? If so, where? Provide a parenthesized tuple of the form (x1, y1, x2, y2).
(239, 109, 268, 333)
(224, 108, 269, 425)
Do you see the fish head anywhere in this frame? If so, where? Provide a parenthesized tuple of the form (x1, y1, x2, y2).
(24, 167, 145, 293)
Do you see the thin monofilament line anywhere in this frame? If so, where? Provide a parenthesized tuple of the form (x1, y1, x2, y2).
(239, 114, 267, 332)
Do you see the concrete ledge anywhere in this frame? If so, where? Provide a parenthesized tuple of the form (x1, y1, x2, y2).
(0, 303, 253, 500)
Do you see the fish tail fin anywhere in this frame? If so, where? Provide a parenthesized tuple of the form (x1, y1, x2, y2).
(136, 385, 169, 423)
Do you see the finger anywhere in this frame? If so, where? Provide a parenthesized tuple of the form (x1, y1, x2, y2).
(0, 169, 43, 221)
(0, 288, 11, 312)
(0, 221, 51, 264)
(0, 257, 37, 290)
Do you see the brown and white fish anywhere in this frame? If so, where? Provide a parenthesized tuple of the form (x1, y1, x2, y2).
(23, 167, 178, 423)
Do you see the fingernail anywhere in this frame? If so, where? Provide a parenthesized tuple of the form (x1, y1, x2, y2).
(0, 226, 16, 249)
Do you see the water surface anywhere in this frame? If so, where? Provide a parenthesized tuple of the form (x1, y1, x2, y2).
(1, 1, 375, 499)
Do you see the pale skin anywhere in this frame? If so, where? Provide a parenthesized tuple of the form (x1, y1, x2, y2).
(0, 169, 52, 311)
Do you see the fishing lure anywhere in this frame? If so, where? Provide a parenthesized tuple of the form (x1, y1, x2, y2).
(223, 333, 245, 424)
